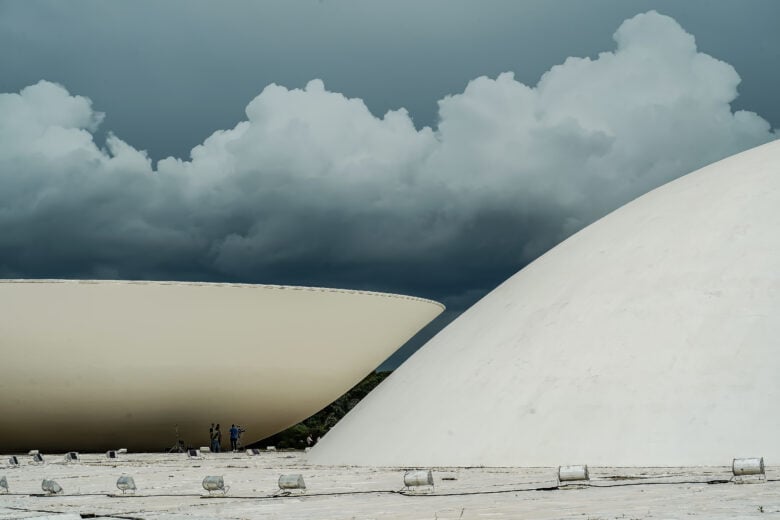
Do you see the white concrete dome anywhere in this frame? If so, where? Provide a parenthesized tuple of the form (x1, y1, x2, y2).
(310, 139, 780, 467)
(0, 280, 443, 452)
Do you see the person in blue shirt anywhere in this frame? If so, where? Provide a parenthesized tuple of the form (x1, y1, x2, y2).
(229, 424, 239, 452)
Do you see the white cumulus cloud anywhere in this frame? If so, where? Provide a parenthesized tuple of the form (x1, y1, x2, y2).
(0, 11, 775, 304)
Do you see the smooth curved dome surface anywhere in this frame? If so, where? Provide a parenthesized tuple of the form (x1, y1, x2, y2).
(0, 280, 443, 452)
(310, 139, 780, 467)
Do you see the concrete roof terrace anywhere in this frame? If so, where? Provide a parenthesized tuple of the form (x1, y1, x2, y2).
(0, 451, 778, 519)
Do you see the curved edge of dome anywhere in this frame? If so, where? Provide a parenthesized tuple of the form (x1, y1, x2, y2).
(0, 278, 446, 311)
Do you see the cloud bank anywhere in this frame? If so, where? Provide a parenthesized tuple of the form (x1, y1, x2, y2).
(0, 11, 775, 307)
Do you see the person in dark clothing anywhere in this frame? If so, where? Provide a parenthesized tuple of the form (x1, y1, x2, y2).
(213, 424, 222, 453)
(229, 424, 239, 451)
(209, 423, 216, 452)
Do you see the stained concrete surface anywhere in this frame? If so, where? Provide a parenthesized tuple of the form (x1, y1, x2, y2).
(0, 452, 778, 519)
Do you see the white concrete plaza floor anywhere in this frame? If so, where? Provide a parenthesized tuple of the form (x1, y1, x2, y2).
(1, 451, 778, 519)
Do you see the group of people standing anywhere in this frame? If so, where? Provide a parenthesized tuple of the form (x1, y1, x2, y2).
(209, 423, 243, 452)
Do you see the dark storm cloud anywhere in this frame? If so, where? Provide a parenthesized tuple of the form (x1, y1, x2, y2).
(0, 9, 778, 367)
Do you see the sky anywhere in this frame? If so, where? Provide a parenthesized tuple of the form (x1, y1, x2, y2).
(1, 1, 778, 368)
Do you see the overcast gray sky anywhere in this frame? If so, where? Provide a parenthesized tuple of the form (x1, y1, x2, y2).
(1, 1, 778, 367)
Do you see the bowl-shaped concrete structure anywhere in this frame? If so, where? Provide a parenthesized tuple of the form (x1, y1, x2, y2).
(310, 139, 780, 467)
(0, 280, 443, 452)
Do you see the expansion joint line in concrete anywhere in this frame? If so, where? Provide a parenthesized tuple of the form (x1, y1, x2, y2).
(5, 477, 777, 504)
(5, 505, 144, 520)
(395, 478, 779, 497)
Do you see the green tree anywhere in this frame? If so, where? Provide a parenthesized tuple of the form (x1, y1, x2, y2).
(250, 371, 391, 449)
